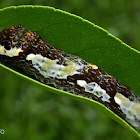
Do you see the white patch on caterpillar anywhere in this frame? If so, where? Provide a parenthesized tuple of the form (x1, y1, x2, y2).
(0, 45, 23, 57)
(88, 64, 98, 69)
(77, 80, 110, 102)
(114, 92, 140, 128)
(26, 54, 59, 78)
(26, 53, 84, 79)
(56, 58, 84, 79)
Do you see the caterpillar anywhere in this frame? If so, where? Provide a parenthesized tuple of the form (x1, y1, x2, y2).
(0, 25, 140, 130)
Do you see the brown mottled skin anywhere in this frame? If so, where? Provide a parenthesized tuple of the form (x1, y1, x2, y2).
(0, 25, 138, 128)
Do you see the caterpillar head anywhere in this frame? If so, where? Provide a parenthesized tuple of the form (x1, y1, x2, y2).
(0, 25, 40, 57)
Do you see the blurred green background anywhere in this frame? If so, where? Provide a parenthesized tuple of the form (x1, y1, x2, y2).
(0, 0, 139, 140)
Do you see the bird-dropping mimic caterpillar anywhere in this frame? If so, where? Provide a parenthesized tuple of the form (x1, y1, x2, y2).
(0, 25, 140, 130)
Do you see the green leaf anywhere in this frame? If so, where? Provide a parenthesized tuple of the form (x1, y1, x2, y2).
(0, 5, 140, 139)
